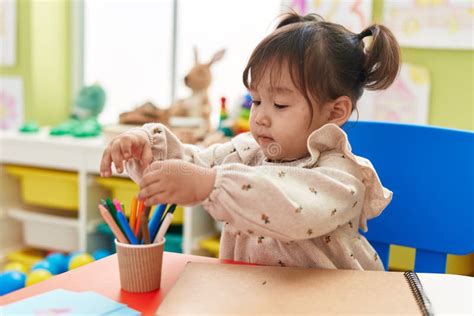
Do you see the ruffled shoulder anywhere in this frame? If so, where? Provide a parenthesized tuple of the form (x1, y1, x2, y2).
(306, 123, 393, 231)
(230, 132, 261, 164)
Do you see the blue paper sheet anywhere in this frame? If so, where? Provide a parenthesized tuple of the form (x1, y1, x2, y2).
(2, 289, 139, 315)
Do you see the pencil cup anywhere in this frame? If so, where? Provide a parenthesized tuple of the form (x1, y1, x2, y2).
(115, 238, 165, 293)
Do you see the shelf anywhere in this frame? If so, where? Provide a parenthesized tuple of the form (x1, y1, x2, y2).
(0, 129, 217, 257)
(8, 208, 79, 252)
(0, 129, 105, 171)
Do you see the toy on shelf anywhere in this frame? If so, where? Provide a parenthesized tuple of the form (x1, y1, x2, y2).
(169, 47, 226, 131)
(233, 93, 251, 135)
(92, 249, 112, 261)
(0, 271, 26, 295)
(31, 259, 61, 275)
(45, 252, 68, 274)
(118, 102, 170, 126)
(198, 93, 252, 147)
(18, 121, 39, 133)
(3, 261, 28, 274)
(6, 248, 47, 270)
(68, 253, 94, 270)
(50, 84, 106, 138)
(217, 97, 233, 137)
(0, 248, 111, 295)
(25, 269, 52, 286)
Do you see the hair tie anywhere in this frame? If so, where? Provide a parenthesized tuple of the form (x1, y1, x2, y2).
(358, 28, 373, 40)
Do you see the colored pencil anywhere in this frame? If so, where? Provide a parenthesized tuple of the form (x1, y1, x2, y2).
(113, 199, 123, 212)
(148, 204, 167, 242)
(141, 211, 151, 244)
(129, 196, 138, 229)
(136, 203, 148, 241)
(154, 212, 174, 243)
(98, 204, 128, 243)
(134, 200, 145, 236)
(105, 198, 118, 222)
(157, 204, 177, 232)
(116, 210, 138, 244)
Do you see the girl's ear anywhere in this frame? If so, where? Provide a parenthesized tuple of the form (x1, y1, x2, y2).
(324, 96, 353, 126)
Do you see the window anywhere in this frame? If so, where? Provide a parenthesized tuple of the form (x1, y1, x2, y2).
(84, 0, 174, 124)
(82, 0, 281, 125)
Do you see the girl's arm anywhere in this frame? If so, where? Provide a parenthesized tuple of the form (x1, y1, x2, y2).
(203, 162, 362, 242)
(202, 125, 392, 242)
(126, 123, 235, 182)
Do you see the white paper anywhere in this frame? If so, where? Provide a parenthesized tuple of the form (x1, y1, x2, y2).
(0, 76, 24, 130)
(418, 273, 474, 315)
(0, 0, 17, 66)
(281, 0, 373, 32)
(353, 63, 430, 125)
(383, 0, 474, 50)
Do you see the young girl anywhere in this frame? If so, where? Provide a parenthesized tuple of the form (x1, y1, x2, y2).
(100, 12, 400, 270)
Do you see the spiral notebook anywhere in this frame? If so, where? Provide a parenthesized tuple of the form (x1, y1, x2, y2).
(157, 262, 433, 315)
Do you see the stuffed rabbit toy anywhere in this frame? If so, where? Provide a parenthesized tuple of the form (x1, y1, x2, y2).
(170, 47, 226, 130)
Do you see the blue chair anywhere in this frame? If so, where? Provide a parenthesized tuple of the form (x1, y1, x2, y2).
(344, 121, 474, 273)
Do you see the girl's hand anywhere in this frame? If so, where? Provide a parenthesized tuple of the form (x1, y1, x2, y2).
(138, 160, 216, 206)
(100, 129, 153, 177)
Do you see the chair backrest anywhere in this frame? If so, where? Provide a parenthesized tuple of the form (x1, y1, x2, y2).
(344, 121, 474, 273)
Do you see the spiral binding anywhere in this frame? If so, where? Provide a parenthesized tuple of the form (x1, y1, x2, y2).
(404, 271, 434, 316)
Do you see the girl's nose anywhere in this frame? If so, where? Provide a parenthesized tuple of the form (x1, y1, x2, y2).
(255, 110, 271, 127)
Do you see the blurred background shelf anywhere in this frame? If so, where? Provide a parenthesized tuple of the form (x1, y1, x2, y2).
(8, 208, 79, 252)
(0, 129, 214, 257)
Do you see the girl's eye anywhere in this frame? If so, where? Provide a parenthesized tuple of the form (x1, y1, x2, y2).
(251, 100, 261, 106)
(274, 103, 288, 109)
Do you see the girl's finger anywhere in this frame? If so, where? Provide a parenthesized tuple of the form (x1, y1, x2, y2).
(138, 181, 164, 201)
(119, 137, 133, 160)
(110, 142, 125, 173)
(100, 148, 113, 177)
(145, 192, 169, 207)
(140, 165, 165, 188)
(141, 145, 153, 168)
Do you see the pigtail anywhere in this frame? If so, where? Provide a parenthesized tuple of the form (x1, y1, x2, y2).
(359, 24, 400, 90)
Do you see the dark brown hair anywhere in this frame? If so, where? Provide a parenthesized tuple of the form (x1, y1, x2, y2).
(243, 12, 401, 113)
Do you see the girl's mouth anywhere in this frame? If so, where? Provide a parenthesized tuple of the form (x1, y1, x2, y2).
(258, 136, 274, 144)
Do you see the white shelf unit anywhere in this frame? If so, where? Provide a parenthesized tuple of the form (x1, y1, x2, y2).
(8, 208, 80, 251)
(183, 205, 220, 255)
(0, 129, 218, 255)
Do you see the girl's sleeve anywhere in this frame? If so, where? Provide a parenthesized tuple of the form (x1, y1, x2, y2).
(202, 124, 392, 242)
(125, 123, 235, 182)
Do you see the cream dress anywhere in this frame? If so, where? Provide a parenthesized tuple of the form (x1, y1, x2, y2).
(127, 123, 392, 270)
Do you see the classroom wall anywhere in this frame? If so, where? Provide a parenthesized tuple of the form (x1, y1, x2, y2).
(373, 0, 473, 130)
(0, 1, 472, 130)
(0, 0, 71, 126)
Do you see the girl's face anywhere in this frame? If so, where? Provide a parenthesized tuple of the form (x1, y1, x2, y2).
(249, 65, 329, 161)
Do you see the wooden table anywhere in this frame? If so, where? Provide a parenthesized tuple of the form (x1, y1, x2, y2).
(1, 252, 472, 315)
(0, 252, 222, 315)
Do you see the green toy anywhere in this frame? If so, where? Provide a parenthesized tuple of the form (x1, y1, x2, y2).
(50, 84, 106, 137)
(19, 121, 40, 133)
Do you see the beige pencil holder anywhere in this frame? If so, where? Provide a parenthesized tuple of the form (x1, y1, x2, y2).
(115, 238, 165, 293)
